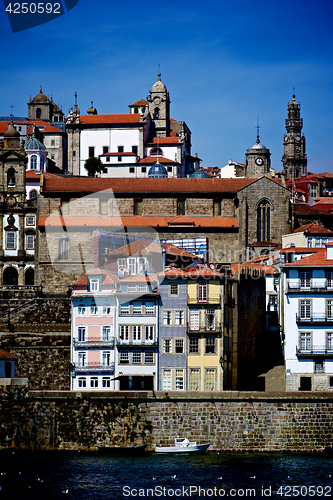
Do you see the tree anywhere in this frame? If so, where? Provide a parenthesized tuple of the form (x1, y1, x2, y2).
(84, 157, 107, 177)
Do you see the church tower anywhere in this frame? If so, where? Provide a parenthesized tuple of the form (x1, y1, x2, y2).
(282, 93, 307, 179)
(147, 73, 170, 137)
(245, 127, 271, 178)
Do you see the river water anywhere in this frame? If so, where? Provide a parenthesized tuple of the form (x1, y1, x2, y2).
(0, 450, 333, 499)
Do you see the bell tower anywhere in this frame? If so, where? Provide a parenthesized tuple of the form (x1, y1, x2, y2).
(282, 93, 307, 179)
(147, 73, 170, 137)
(245, 125, 271, 178)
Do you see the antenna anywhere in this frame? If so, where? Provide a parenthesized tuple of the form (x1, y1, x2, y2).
(255, 115, 261, 143)
(9, 103, 15, 118)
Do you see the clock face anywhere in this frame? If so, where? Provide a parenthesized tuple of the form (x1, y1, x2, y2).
(255, 157, 264, 166)
(154, 97, 161, 105)
(296, 136, 300, 141)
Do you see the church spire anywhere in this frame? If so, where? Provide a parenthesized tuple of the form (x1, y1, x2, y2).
(282, 93, 307, 179)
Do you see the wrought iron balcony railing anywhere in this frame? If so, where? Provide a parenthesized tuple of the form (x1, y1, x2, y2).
(287, 279, 333, 293)
(187, 294, 221, 304)
(296, 345, 333, 358)
(296, 313, 333, 324)
(73, 337, 114, 348)
(187, 323, 222, 334)
(72, 362, 115, 372)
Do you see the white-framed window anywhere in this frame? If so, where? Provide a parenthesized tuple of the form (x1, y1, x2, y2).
(138, 284, 147, 293)
(169, 283, 179, 295)
(145, 325, 154, 343)
(119, 325, 129, 343)
(175, 339, 184, 354)
(132, 325, 142, 343)
(90, 305, 98, 316)
(102, 352, 112, 366)
(132, 350, 142, 364)
(59, 238, 68, 259)
(78, 377, 86, 388)
(190, 368, 200, 390)
(198, 281, 208, 302)
(90, 377, 98, 388)
(205, 336, 216, 354)
(205, 309, 216, 330)
(327, 272, 333, 289)
(163, 338, 171, 354)
(163, 310, 172, 326)
(102, 326, 111, 341)
(118, 259, 126, 276)
(189, 337, 199, 354)
(300, 331, 312, 351)
(31, 154, 37, 170)
(132, 301, 142, 314)
(26, 235, 34, 250)
(205, 368, 216, 391)
(175, 310, 185, 326)
(128, 258, 136, 275)
(327, 300, 333, 320)
(78, 327, 86, 342)
(327, 332, 333, 351)
(90, 279, 99, 292)
(120, 302, 130, 315)
(77, 305, 86, 316)
(128, 285, 137, 293)
(269, 295, 278, 307)
(145, 301, 155, 315)
(300, 300, 311, 319)
(102, 306, 112, 316)
(119, 350, 129, 363)
(144, 350, 154, 364)
(138, 257, 146, 274)
(189, 309, 200, 331)
(26, 215, 35, 226)
(162, 369, 172, 391)
(175, 369, 184, 390)
(102, 377, 111, 388)
(6, 232, 16, 250)
(300, 272, 311, 289)
(78, 352, 86, 367)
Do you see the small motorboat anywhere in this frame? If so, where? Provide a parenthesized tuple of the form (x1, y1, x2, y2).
(155, 437, 210, 453)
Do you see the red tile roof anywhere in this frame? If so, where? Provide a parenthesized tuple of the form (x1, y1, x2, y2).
(78, 114, 142, 125)
(0, 120, 62, 135)
(39, 215, 238, 230)
(282, 247, 333, 267)
(108, 239, 162, 257)
(120, 273, 158, 283)
(129, 100, 147, 106)
(137, 156, 178, 165)
(160, 267, 224, 279)
(26, 170, 43, 179)
(293, 223, 333, 234)
(146, 137, 180, 146)
(72, 269, 119, 286)
(0, 349, 17, 360)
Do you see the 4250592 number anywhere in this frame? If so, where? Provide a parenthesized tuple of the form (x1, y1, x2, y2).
(5, 3, 61, 14)
(277, 485, 332, 497)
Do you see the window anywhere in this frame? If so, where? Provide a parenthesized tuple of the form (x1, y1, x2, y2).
(103, 146, 108, 154)
(118, 156, 122, 162)
(274, 277, 279, 286)
(257, 199, 271, 242)
(145, 325, 154, 343)
(29, 189, 38, 200)
(163, 339, 171, 354)
(6, 232, 16, 250)
(141, 167, 146, 173)
(40, 156, 45, 172)
(118, 259, 126, 276)
(206, 309, 216, 330)
(100, 200, 108, 215)
(128, 258, 136, 275)
(78, 305, 86, 316)
(175, 339, 184, 354)
(138, 258, 146, 274)
(118, 146, 124, 153)
(177, 199, 185, 216)
(90, 279, 99, 292)
(26, 215, 35, 226)
(134, 200, 143, 216)
(189, 309, 200, 331)
(102, 377, 111, 388)
(132, 302, 142, 314)
(205, 337, 216, 354)
(90, 377, 98, 388)
(120, 302, 130, 315)
(175, 369, 184, 390)
(59, 237, 69, 259)
(36, 108, 41, 119)
(88, 146, 95, 158)
(129, 167, 135, 173)
(327, 332, 333, 351)
(102, 327, 111, 341)
(78, 327, 86, 341)
(205, 368, 216, 391)
(175, 310, 185, 326)
(145, 302, 155, 315)
(169, 283, 179, 295)
(7, 168, 15, 187)
(154, 108, 160, 119)
(102, 306, 111, 316)
(315, 359, 324, 372)
(78, 352, 86, 367)
(327, 272, 333, 289)
(31, 155, 37, 170)
(119, 350, 129, 363)
(300, 272, 310, 289)
(213, 200, 221, 216)
(300, 300, 311, 320)
(327, 300, 333, 320)
(128, 285, 136, 293)
(138, 284, 147, 293)
(132, 325, 142, 343)
(189, 337, 199, 354)
(78, 378, 86, 388)
(61, 200, 69, 215)
(119, 325, 129, 343)
(190, 368, 200, 390)
(106, 157, 110, 162)
(150, 147, 163, 157)
(144, 350, 154, 364)
(51, 139, 55, 147)
(132, 350, 142, 363)
(103, 352, 112, 366)
(162, 369, 172, 390)
(132, 145, 138, 155)
(300, 332, 311, 351)
(163, 310, 172, 325)
(90, 305, 98, 315)
(269, 295, 278, 307)
(198, 281, 208, 302)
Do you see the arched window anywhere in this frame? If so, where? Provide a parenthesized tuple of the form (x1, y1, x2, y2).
(29, 189, 38, 199)
(36, 108, 41, 119)
(31, 155, 37, 170)
(3, 267, 18, 286)
(7, 168, 15, 187)
(40, 156, 45, 172)
(25, 268, 34, 285)
(134, 107, 138, 114)
(150, 147, 163, 157)
(257, 200, 271, 242)
(154, 108, 160, 119)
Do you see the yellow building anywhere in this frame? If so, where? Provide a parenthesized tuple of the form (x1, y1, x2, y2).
(186, 268, 224, 391)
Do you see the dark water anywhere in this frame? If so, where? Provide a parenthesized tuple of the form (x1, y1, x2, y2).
(0, 450, 333, 499)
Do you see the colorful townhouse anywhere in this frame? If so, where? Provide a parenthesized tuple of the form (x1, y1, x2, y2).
(71, 269, 118, 390)
(280, 244, 333, 391)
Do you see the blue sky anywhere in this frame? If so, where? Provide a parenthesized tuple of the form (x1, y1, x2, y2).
(1, 0, 333, 173)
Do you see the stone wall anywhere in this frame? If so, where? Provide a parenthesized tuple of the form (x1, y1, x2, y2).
(1, 390, 333, 452)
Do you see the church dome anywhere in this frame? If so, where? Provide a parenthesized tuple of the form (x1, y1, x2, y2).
(148, 161, 168, 178)
(4, 122, 20, 139)
(25, 134, 46, 151)
(31, 87, 48, 103)
(190, 170, 211, 178)
(247, 137, 269, 152)
(151, 73, 166, 92)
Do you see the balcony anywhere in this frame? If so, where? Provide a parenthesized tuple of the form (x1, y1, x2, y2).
(117, 340, 158, 347)
(287, 279, 333, 293)
(187, 294, 221, 305)
(72, 362, 115, 372)
(73, 337, 114, 348)
(187, 323, 222, 334)
(296, 313, 333, 325)
(296, 345, 333, 358)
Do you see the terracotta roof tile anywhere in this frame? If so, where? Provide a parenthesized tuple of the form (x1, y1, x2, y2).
(293, 223, 333, 234)
(108, 239, 162, 257)
(129, 100, 147, 106)
(282, 247, 333, 267)
(78, 114, 142, 125)
(137, 156, 178, 165)
(146, 137, 180, 146)
(0, 349, 17, 360)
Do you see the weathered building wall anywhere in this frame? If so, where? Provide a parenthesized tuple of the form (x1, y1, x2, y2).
(0, 390, 333, 452)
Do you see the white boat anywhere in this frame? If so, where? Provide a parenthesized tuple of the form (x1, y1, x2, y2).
(155, 437, 211, 453)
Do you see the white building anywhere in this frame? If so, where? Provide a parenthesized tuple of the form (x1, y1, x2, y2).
(282, 223, 333, 249)
(281, 245, 333, 391)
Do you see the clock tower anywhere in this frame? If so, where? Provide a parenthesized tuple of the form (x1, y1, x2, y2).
(147, 73, 170, 137)
(282, 93, 307, 179)
(245, 129, 271, 178)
